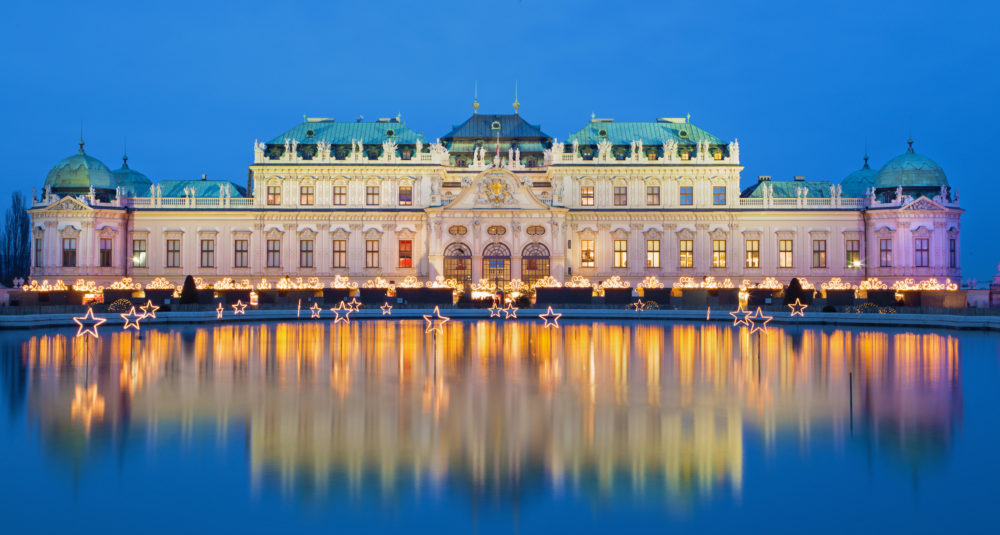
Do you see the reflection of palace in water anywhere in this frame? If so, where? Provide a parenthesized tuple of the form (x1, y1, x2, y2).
(8, 321, 961, 502)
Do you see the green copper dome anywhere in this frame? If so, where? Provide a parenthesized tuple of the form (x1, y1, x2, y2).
(111, 155, 153, 196)
(44, 142, 114, 192)
(840, 156, 877, 197)
(875, 140, 948, 190)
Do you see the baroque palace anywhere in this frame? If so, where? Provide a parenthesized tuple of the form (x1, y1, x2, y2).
(27, 103, 962, 292)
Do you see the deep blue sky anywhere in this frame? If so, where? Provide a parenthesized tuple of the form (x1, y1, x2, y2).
(1, 0, 996, 279)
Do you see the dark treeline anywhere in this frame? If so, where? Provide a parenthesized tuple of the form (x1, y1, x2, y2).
(0, 192, 30, 287)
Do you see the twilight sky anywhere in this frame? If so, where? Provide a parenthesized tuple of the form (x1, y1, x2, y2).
(1, 0, 996, 279)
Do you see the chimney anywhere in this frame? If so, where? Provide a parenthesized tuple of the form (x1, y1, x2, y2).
(758, 175, 771, 182)
(793, 175, 805, 181)
(201, 173, 207, 181)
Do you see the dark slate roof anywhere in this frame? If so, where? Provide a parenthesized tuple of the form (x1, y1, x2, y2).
(566, 120, 724, 146)
(134, 180, 247, 198)
(741, 180, 834, 199)
(266, 119, 426, 146)
(440, 114, 550, 141)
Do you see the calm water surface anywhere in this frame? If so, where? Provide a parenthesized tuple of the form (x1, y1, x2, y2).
(1, 319, 997, 533)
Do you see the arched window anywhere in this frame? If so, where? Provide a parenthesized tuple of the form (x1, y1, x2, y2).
(521, 242, 550, 286)
(444, 242, 472, 284)
(482, 242, 511, 287)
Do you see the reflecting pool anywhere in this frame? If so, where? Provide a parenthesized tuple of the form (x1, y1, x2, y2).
(1, 320, 997, 532)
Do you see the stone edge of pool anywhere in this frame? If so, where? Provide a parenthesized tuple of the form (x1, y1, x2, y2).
(2, 308, 1000, 331)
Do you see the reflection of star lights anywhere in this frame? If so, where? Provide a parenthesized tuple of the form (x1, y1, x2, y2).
(232, 300, 247, 314)
(121, 307, 145, 331)
(747, 307, 773, 334)
(423, 306, 449, 334)
(330, 301, 352, 324)
(139, 300, 159, 319)
(788, 298, 808, 317)
(309, 302, 322, 318)
(502, 303, 518, 319)
(538, 306, 562, 328)
(346, 298, 362, 312)
(73, 307, 106, 338)
(216, 302, 225, 319)
(380, 302, 393, 315)
(729, 304, 750, 327)
(71, 384, 105, 434)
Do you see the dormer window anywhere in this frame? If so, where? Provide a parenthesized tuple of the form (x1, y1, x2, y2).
(678, 130, 688, 138)
(491, 121, 501, 131)
(305, 129, 315, 138)
(386, 129, 395, 137)
(598, 129, 607, 137)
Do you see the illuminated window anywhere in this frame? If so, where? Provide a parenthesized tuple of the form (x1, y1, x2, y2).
(62, 238, 77, 267)
(333, 186, 346, 206)
(266, 239, 280, 268)
(879, 239, 892, 267)
(812, 239, 827, 268)
(713, 239, 726, 268)
(679, 186, 693, 205)
(97, 238, 113, 267)
(745, 240, 759, 268)
(779, 239, 794, 268)
(200, 239, 215, 268)
(614, 186, 628, 206)
(300, 239, 313, 268)
(580, 185, 594, 206)
(398, 186, 412, 206)
(234, 239, 248, 268)
(366, 186, 380, 206)
(646, 186, 660, 206)
(915, 238, 929, 267)
(846, 240, 861, 268)
(581, 240, 595, 267)
(166, 239, 180, 268)
(713, 186, 726, 205)
(398, 239, 412, 268)
(299, 185, 314, 206)
(131, 239, 146, 268)
(366, 239, 380, 268)
(646, 239, 660, 268)
(679, 239, 693, 268)
(613, 240, 628, 268)
(332, 239, 347, 268)
(266, 185, 281, 205)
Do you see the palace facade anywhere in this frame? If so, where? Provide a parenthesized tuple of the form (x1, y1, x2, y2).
(27, 107, 963, 290)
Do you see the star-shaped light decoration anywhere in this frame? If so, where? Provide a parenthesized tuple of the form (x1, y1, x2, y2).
(330, 301, 352, 324)
(121, 307, 145, 331)
(488, 302, 503, 318)
(502, 303, 518, 319)
(629, 299, 645, 312)
(232, 300, 247, 315)
(216, 302, 225, 319)
(423, 305, 450, 334)
(139, 300, 159, 319)
(788, 298, 808, 317)
(380, 302, 393, 316)
(729, 304, 751, 327)
(538, 306, 562, 329)
(309, 302, 322, 319)
(346, 298, 362, 312)
(73, 307, 107, 339)
(747, 307, 773, 334)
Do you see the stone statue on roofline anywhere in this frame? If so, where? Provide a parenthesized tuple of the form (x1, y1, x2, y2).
(416, 139, 423, 155)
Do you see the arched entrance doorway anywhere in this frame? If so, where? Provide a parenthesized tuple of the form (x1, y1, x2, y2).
(443, 243, 472, 287)
(482, 242, 511, 289)
(521, 242, 550, 286)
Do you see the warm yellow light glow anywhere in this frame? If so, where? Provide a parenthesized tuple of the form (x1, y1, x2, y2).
(70, 384, 105, 434)
(145, 277, 175, 290)
(72, 307, 106, 338)
(787, 299, 808, 317)
(637, 276, 664, 289)
(22, 279, 69, 292)
(108, 277, 142, 290)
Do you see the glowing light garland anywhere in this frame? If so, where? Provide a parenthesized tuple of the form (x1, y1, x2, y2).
(538, 306, 562, 328)
(330, 275, 358, 289)
(858, 278, 888, 290)
(73, 307, 106, 338)
(397, 275, 424, 289)
(277, 276, 324, 290)
(637, 276, 664, 289)
(531, 276, 562, 289)
(564, 275, 593, 289)
(890, 278, 959, 291)
(108, 277, 142, 290)
(22, 279, 68, 292)
(363, 277, 393, 289)
(821, 277, 855, 291)
(145, 277, 175, 290)
(72, 279, 104, 293)
(213, 278, 252, 290)
(256, 278, 273, 290)
(599, 275, 631, 289)
(673, 276, 735, 289)
(741, 277, 783, 290)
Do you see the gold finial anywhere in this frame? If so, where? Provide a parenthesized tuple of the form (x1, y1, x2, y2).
(513, 81, 519, 114)
(473, 81, 479, 115)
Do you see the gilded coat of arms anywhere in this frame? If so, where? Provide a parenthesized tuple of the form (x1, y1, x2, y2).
(477, 174, 514, 205)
